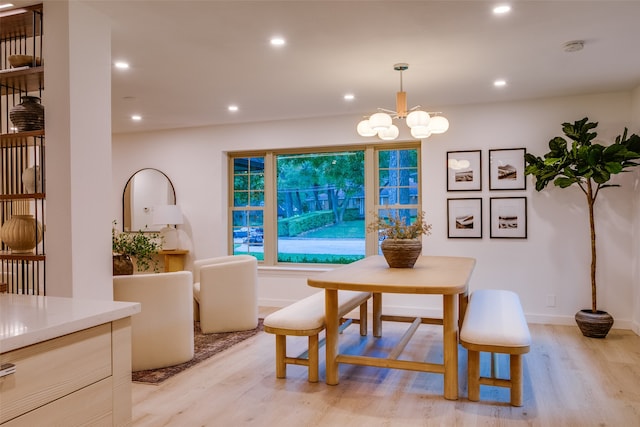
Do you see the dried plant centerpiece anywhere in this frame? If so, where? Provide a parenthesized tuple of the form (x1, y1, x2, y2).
(368, 210, 432, 268)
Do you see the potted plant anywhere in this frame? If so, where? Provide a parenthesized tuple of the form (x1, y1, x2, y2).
(367, 209, 432, 268)
(112, 222, 162, 275)
(524, 118, 640, 338)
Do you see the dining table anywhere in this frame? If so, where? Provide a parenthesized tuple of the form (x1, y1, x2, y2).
(307, 254, 476, 400)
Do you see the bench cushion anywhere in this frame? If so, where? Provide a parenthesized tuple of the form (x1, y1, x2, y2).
(264, 290, 369, 332)
(460, 289, 531, 348)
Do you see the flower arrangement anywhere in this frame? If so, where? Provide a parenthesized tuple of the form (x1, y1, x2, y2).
(112, 221, 162, 272)
(367, 209, 432, 240)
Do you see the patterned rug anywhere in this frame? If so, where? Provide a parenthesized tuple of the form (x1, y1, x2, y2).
(132, 319, 264, 385)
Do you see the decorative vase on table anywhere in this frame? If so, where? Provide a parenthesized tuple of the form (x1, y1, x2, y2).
(0, 215, 44, 253)
(380, 239, 422, 268)
(113, 254, 134, 276)
(9, 96, 45, 132)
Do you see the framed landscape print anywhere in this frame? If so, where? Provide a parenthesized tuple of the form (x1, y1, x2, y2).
(489, 148, 526, 190)
(447, 198, 482, 238)
(490, 197, 527, 238)
(447, 150, 481, 191)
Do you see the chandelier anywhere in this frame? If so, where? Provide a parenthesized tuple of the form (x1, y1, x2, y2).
(356, 63, 449, 141)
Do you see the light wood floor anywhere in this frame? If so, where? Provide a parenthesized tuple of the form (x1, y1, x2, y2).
(131, 308, 640, 426)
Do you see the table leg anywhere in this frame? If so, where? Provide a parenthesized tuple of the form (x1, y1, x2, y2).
(373, 292, 382, 337)
(443, 294, 459, 400)
(325, 288, 340, 385)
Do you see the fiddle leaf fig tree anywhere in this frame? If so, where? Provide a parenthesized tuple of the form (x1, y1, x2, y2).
(524, 118, 640, 313)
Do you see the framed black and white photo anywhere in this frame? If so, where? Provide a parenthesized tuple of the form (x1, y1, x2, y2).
(490, 197, 527, 238)
(447, 150, 481, 191)
(489, 148, 526, 190)
(447, 198, 482, 238)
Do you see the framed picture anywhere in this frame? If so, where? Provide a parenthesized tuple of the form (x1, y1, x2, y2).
(447, 150, 481, 191)
(490, 197, 527, 238)
(447, 198, 482, 238)
(489, 148, 526, 190)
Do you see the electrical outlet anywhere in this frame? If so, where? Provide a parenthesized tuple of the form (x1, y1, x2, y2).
(546, 294, 556, 307)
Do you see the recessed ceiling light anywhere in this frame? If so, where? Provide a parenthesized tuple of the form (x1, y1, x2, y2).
(494, 79, 507, 87)
(0, 3, 15, 10)
(270, 37, 286, 46)
(493, 5, 511, 15)
(228, 105, 239, 112)
(131, 115, 142, 121)
(114, 61, 129, 69)
(344, 94, 355, 101)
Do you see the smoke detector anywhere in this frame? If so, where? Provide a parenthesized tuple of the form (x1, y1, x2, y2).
(563, 40, 584, 53)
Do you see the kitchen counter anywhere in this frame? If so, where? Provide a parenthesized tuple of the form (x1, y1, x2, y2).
(1, 294, 141, 426)
(0, 293, 140, 352)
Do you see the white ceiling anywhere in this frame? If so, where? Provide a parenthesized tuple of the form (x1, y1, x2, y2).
(24, 1, 640, 134)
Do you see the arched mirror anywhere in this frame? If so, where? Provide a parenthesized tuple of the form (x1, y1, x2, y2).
(122, 168, 176, 232)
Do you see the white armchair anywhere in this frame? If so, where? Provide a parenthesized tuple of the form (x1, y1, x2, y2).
(113, 271, 194, 371)
(193, 255, 258, 334)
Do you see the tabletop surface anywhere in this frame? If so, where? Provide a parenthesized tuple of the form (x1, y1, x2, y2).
(308, 255, 476, 295)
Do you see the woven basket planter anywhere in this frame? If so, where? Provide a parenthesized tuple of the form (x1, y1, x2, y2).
(380, 239, 422, 268)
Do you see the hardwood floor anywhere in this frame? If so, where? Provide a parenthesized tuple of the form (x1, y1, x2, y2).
(131, 310, 640, 426)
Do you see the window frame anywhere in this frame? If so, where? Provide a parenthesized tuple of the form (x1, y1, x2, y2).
(228, 142, 421, 266)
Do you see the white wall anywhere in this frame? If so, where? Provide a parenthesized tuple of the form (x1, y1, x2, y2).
(631, 84, 640, 334)
(113, 91, 639, 328)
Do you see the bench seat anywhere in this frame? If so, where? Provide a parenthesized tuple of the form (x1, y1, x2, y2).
(264, 290, 371, 382)
(460, 289, 531, 406)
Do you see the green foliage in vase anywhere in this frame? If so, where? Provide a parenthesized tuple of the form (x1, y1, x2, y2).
(367, 210, 432, 240)
(524, 118, 640, 313)
(112, 221, 162, 272)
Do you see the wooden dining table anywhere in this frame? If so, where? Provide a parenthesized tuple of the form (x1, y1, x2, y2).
(307, 255, 476, 400)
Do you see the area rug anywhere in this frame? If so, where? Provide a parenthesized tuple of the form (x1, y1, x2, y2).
(132, 319, 263, 385)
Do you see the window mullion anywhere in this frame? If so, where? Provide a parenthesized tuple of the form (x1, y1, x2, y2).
(365, 146, 378, 256)
(262, 153, 276, 265)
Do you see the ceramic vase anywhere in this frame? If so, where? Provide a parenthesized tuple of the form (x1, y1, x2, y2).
(22, 165, 42, 194)
(113, 254, 134, 276)
(0, 215, 44, 253)
(9, 96, 44, 132)
(575, 309, 614, 338)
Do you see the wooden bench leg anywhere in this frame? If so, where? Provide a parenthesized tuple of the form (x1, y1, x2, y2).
(467, 349, 480, 401)
(359, 301, 368, 336)
(308, 334, 319, 383)
(510, 354, 523, 406)
(275, 334, 286, 379)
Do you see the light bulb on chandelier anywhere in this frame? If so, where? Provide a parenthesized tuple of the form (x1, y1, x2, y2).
(356, 63, 449, 141)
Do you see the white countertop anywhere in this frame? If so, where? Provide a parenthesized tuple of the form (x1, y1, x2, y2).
(0, 294, 141, 353)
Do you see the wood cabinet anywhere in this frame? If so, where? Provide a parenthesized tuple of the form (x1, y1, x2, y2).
(159, 249, 189, 272)
(0, 4, 46, 295)
(0, 295, 139, 426)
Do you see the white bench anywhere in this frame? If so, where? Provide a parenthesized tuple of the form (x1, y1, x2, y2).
(460, 289, 531, 406)
(263, 290, 371, 382)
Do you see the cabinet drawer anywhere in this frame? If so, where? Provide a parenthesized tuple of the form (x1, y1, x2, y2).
(0, 324, 112, 424)
(2, 377, 113, 427)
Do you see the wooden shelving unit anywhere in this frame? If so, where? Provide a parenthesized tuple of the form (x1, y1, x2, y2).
(0, 3, 46, 295)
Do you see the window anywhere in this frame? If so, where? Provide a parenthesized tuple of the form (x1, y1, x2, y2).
(230, 144, 421, 265)
(231, 157, 264, 259)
